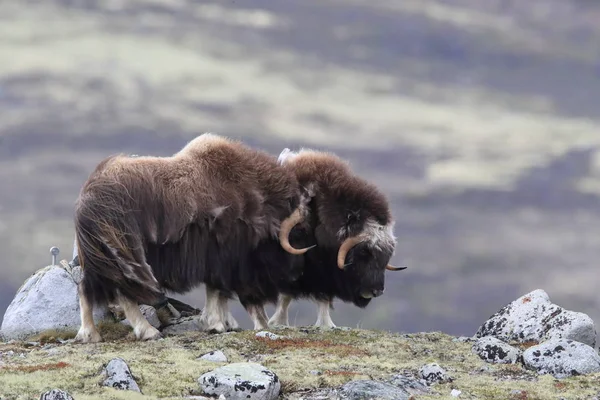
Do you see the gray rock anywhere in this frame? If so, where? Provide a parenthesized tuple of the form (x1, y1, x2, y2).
(162, 315, 204, 335)
(256, 331, 282, 340)
(39, 389, 74, 400)
(522, 338, 600, 378)
(450, 389, 462, 397)
(199, 362, 280, 400)
(0, 265, 109, 340)
(309, 370, 322, 376)
(419, 363, 451, 384)
(199, 350, 228, 363)
(388, 374, 429, 395)
(338, 380, 410, 400)
(122, 305, 161, 329)
(475, 289, 597, 348)
(472, 337, 522, 364)
(102, 358, 141, 392)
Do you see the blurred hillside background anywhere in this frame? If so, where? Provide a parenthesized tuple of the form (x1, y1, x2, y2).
(2, 0, 600, 336)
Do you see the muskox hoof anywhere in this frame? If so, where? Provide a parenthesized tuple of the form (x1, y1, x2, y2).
(135, 325, 163, 341)
(225, 313, 241, 332)
(75, 327, 103, 344)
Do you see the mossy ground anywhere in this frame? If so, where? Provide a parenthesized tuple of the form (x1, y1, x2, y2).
(1, 325, 599, 399)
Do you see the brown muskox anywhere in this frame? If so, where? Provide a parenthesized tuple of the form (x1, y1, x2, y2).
(73, 134, 312, 343)
(248, 148, 406, 328)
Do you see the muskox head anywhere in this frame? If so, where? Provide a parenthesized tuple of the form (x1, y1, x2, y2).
(277, 148, 406, 307)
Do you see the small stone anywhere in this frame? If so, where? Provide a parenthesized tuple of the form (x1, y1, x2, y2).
(338, 380, 410, 400)
(419, 363, 451, 384)
(256, 331, 282, 340)
(388, 374, 429, 395)
(475, 289, 597, 348)
(451, 389, 462, 397)
(39, 389, 74, 400)
(309, 370, 322, 376)
(161, 315, 204, 335)
(472, 337, 522, 364)
(199, 350, 228, 363)
(453, 336, 474, 343)
(102, 358, 141, 392)
(522, 338, 600, 378)
(198, 362, 280, 400)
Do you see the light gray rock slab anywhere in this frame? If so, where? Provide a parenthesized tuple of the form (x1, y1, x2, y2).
(475, 289, 597, 348)
(39, 389, 74, 400)
(198, 362, 280, 400)
(199, 350, 228, 363)
(0, 265, 109, 340)
(388, 374, 429, 395)
(162, 315, 204, 335)
(256, 331, 282, 340)
(338, 380, 410, 400)
(102, 358, 141, 392)
(472, 337, 522, 364)
(522, 338, 600, 378)
(419, 363, 451, 384)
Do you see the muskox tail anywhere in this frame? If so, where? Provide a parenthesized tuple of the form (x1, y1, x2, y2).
(75, 207, 163, 308)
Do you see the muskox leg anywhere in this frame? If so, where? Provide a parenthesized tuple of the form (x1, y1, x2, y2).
(74, 283, 102, 343)
(118, 294, 162, 341)
(314, 299, 336, 329)
(218, 293, 241, 332)
(245, 304, 269, 330)
(200, 286, 227, 333)
(268, 294, 292, 327)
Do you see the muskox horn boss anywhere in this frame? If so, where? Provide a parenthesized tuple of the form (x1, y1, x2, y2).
(279, 208, 315, 255)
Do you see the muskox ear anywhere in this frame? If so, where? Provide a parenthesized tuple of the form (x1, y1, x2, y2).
(301, 182, 316, 199)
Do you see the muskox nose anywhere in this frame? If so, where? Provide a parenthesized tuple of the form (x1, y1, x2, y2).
(372, 289, 384, 298)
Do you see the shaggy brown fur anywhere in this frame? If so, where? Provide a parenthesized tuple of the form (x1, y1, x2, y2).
(75, 134, 310, 310)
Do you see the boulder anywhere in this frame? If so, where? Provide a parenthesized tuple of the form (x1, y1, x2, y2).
(522, 338, 600, 379)
(475, 289, 597, 348)
(161, 315, 204, 335)
(419, 363, 451, 384)
(102, 358, 141, 392)
(472, 337, 522, 364)
(0, 265, 110, 340)
(338, 380, 410, 400)
(39, 389, 74, 400)
(199, 350, 228, 363)
(198, 362, 280, 400)
(388, 374, 429, 395)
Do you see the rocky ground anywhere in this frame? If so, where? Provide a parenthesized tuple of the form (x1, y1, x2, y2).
(1, 263, 600, 399)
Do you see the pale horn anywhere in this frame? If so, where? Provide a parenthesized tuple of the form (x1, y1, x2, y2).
(337, 235, 364, 269)
(386, 264, 407, 271)
(279, 208, 315, 255)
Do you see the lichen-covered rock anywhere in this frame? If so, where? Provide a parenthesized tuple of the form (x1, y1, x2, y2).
(256, 331, 282, 340)
(472, 337, 522, 364)
(161, 315, 204, 335)
(199, 350, 228, 363)
(522, 339, 600, 378)
(0, 265, 110, 340)
(419, 363, 451, 384)
(198, 362, 280, 400)
(39, 389, 74, 400)
(388, 375, 429, 395)
(338, 380, 410, 400)
(475, 289, 597, 348)
(102, 358, 141, 392)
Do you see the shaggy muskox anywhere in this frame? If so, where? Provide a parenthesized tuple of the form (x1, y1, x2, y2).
(248, 148, 406, 328)
(73, 134, 313, 343)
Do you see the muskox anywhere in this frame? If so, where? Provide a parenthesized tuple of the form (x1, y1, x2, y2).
(73, 133, 313, 343)
(248, 148, 406, 328)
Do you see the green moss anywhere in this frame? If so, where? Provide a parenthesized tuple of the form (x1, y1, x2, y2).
(1, 329, 599, 400)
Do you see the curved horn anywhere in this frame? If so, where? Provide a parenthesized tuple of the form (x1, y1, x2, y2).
(386, 264, 407, 271)
(279, 208, 314, 255)
(337, 235, 364, 269)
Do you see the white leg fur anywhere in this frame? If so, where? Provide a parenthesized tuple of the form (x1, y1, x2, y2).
(315, 299, 336, 328)
(201, 286, 227, 333)
(119, 295, 162, 341)
(74, 284, 102, 343)
(268, 295, 292, 327)
(246, 304, 269, 330)
(218, 293, 240, 331)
